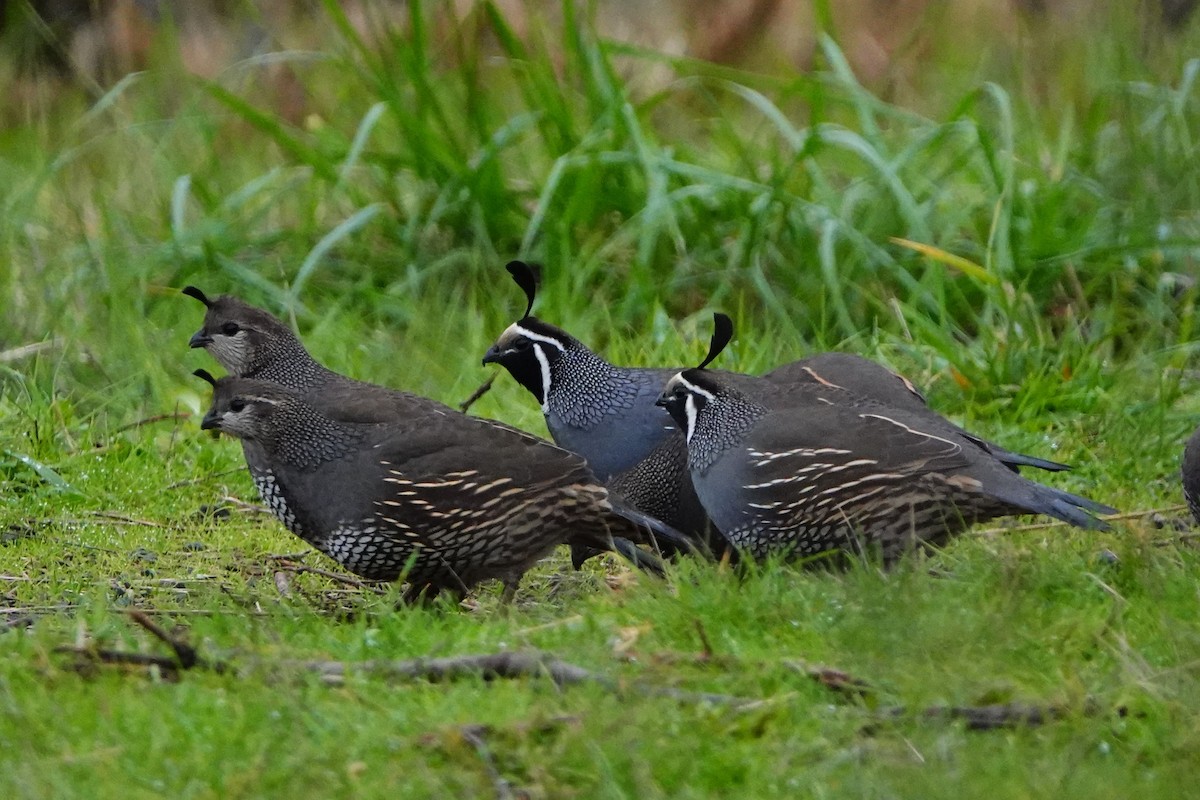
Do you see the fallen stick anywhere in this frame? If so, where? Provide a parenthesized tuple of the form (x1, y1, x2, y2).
(51, 613, 1118, 729)
(973, 504, 1187, 535)
(872, 698, 1116, 731)
(782, 659, 874, 699)
(458, 375, 496, 413)
(279, 651, 759, 707)
(268, 560, 388, 593)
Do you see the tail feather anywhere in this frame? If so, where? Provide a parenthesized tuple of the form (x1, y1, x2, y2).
(567, 504, 697, 575)
(1046, 497, 1112, 531)
(993, 447, 1072, 473)
(988, 478, 1116, 531)
(610, 502, 703, 558)
(1043, 485, 1118, 516)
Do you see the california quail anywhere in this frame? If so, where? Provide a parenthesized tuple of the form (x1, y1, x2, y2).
(764, 354, 1070, 474)
(481, 262, 1070, 555)
(481, 265, 677, 481)
(482, 262, 1069, 480)
(1182, 427, 1200, 524)
(655, 314, 1116, 564)
(184, 286, 684, 570)
(194, 371, 685, 602)
(183, 286, 449, 423)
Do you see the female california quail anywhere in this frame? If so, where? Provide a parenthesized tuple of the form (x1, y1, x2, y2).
(183, 285, 448, 423)
(195, 371, 685, 602)
(655, 314, 1116, 564)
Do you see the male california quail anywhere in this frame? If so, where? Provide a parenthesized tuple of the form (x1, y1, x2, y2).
(655, 314, 1116, 563)
(481, 262, 1070, 556)
(482, 262, 1068, 480)
(195, 371, 685, 602)
(1182, 427, 1200, 524)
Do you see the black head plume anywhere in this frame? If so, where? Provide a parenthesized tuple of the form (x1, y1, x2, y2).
(505, 260, 540, 320)
(696, 313, 733, 370)
(193, 369, 218, 387)
(182, 286, 212, 307)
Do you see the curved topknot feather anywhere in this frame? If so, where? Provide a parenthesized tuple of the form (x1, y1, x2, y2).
(181, 286, 212, 307)
(697, 313, 734, 370)
(193, 368, 218, 386)
(505, 261, 540, 320)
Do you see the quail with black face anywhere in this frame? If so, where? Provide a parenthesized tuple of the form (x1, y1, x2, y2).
(195, 370, 683, 602)
(481, 263, 1071, 557)
(655, 314, 1116, 563)
(481, 263, 679, 482)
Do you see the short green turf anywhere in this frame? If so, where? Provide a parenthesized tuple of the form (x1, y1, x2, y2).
(3, 2, 1200, 797)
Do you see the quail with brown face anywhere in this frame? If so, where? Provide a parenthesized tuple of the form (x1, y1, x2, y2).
(195, 371, 686, 602)
(184, 286, 448, 423)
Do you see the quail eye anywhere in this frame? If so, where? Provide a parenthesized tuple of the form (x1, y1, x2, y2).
(513, 338, 532, 351)
(229, 398, 246, 413)
(221, 322, 241, 336)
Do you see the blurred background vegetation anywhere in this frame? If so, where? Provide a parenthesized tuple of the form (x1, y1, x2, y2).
(0, 0, 1198, 437)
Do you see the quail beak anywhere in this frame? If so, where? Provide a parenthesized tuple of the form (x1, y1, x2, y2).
(654, 394, 671, 408)
(189, 330, 213, 348)
(481, 345, 508, 367)
(199, 411, 221, 431)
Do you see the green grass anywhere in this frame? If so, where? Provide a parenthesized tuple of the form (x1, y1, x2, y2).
(3, 1, 1200, 796)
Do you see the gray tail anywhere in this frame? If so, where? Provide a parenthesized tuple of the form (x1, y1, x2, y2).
(567, 504, 696, 576)
(611, 502, 702, 558)
(994, 447, 1072, 474)
(567, 535, 666, 577)
(996, 480, 1116, 531)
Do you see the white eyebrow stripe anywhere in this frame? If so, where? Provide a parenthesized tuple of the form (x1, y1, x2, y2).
(513, 324, 567, 352)
(674, 375, 716, 403)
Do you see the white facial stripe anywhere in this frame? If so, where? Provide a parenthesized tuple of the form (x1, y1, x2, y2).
(532, 344, 552, 413)
(683, 394, 698, 443)
(512, 324, 567, 352)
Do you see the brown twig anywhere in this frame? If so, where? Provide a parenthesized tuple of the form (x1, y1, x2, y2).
(693, 618, 716, 661)
(50, 615, 1114, 732)
(165, 467, 244, 490)
(126, 609, 205, 670)
(55, 646, 182, 672)
(268, 559, 388, 593)
(458, 375, 496, 413)
(278, 651, 757, 707)
(56, 609, 228, 675)
(873, 699, 1112, 731)
(973, 504, 1186, 536)
(459, 725, 520, 800)
(782, 659, 874, 699)
(86, 511, 165, 528)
